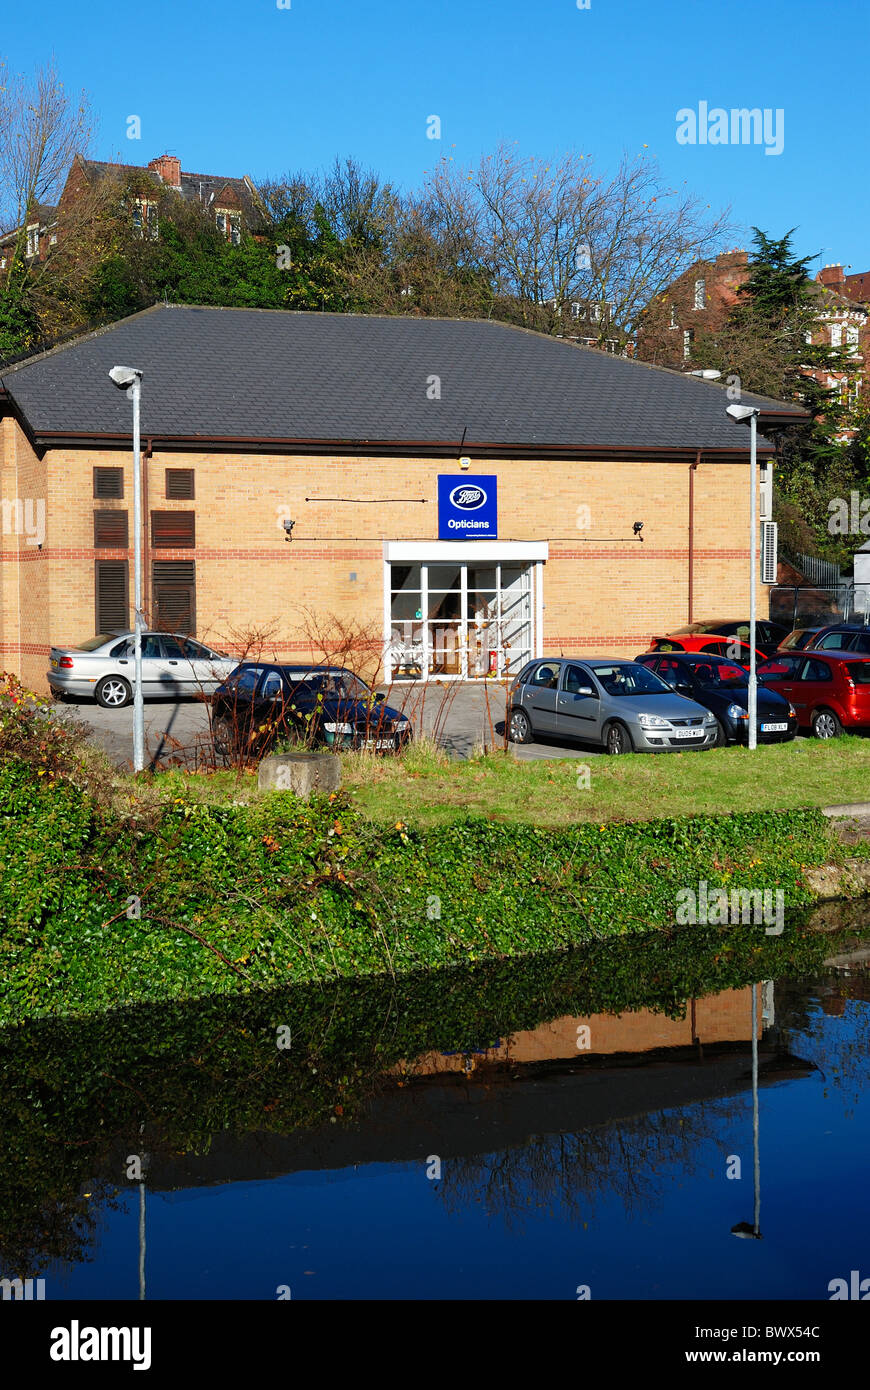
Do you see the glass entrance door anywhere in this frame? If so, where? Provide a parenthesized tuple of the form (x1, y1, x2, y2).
(388, 561, 535, 679)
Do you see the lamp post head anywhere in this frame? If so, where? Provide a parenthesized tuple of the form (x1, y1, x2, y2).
(725, 403, 760, 423)
(109, 365, 143, 389)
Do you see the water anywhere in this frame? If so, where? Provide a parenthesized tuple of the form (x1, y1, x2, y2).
(1, 906, 868, 1301)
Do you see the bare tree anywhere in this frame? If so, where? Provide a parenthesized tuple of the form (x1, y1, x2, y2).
(0, 57, 94, 353)
(423, 142, 732, 348)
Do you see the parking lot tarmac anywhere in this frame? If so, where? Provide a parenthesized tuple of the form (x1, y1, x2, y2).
(55, 680, 602, 768)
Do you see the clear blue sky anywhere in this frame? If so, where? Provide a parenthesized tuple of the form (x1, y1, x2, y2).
(4, 0, 869, 272)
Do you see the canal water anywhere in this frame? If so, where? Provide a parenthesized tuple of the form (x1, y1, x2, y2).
(1, 905, 868, 1300)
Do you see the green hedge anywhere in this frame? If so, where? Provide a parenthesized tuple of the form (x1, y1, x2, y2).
(0, 755, 853, 1023)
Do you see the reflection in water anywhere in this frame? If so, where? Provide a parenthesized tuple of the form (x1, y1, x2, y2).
(0, 908, 868, 1299)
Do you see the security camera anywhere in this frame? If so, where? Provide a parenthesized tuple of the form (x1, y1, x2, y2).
(282, 518, 295, 541)
(633, 521, 644, 542)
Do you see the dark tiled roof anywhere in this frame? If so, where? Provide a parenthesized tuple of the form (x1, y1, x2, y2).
(0, 305, 806, 451)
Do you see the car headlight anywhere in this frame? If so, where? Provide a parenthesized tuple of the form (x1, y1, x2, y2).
(727, 704, 749, 720)
(324, 721, 352, 734)
(638, 713, 670, 729)
(395, 719, 410, 730)
(788, 704, 797, 718)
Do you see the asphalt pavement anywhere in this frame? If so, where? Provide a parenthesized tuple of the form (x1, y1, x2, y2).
(54, 680, 601, 769)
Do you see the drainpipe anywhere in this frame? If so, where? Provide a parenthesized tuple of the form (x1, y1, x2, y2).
(688, 451, 701, 622)
(142, 438, 153, 623)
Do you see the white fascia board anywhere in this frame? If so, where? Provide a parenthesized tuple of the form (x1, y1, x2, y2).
(384, 540, 549, 562)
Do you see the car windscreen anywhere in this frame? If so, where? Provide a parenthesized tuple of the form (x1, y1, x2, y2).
(75, 634, 118, 651)
(592, 664, 673, 696)
(223, 666, 267, 693)
(306, 673, 371, 699)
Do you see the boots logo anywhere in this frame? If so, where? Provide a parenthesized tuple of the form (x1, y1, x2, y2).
(449, 484, 487, 510)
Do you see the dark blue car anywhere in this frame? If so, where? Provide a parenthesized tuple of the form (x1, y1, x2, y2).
(211, 663, 412, 757)
(635, 652, 798, 745)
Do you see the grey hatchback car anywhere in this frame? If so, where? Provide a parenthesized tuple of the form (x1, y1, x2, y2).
(508, 657, 719, 754)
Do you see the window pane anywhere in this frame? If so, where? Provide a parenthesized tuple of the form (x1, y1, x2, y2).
(427, 564, 461, 592)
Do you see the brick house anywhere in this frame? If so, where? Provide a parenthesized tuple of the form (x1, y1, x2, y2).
(0, 305, 806, 692)
(0, 152, 266, 286)
(635, 249, 750, 370)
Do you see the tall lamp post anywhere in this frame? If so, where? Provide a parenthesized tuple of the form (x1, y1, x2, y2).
(725, 404, 761, 750)
(109, 366, 145, 773)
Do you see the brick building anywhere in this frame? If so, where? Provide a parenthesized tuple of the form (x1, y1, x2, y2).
(0, 305, 805, 692)
(0, 151, 265, 284)
(637, 251, 868, 426)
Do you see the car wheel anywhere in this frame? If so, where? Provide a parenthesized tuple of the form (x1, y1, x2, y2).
(811, 708, 844, 740)
(212, 717, 235, 760)
(605, 721, 633, 755)
(713, 717, 728, 747)
(95, 676, 131, 709)
(509, 708, 534, 744)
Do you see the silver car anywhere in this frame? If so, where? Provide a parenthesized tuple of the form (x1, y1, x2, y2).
(48, 631, 238, 707)
(508, 657, 718, 754)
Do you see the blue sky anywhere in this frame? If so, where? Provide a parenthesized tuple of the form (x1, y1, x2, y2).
(4, 0, 869, 271)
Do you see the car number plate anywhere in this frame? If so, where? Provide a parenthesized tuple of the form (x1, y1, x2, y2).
(673, 727, 702, 738)
(363, 738, 396, 750)
(50, 658, 58, 668)
(761, 722, 788, 732)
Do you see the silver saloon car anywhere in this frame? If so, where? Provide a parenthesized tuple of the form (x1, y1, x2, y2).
(48, 632, 238, 707)
(508, 657, 718, 753)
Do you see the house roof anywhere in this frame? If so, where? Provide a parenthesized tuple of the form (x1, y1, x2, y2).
(0, 304, 808, 455)
(78, 158, 265, 230)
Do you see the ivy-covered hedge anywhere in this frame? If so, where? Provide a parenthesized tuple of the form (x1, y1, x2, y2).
(0, 752, 856, 1024)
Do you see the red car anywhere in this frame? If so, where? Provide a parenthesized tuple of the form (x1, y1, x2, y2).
(756, 651, 870, 738)
(646, 633, 767, 668)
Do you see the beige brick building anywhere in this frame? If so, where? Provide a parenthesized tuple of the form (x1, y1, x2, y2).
(0, 306, 805, 693)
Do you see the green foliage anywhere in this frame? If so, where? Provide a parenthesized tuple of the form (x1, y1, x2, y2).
(0, 741, 853, 1025)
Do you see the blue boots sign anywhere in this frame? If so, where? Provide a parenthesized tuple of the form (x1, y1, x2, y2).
(437, 475, 498, 538)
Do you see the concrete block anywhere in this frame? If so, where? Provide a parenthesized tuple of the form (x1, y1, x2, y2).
(258, 751, 342, 797)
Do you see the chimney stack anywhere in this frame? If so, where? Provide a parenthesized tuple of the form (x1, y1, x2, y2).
(148, 154, 182, 189)
(817, 263, 845, 293)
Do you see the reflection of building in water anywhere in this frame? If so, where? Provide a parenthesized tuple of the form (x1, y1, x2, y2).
(400, 987, 763, 1076)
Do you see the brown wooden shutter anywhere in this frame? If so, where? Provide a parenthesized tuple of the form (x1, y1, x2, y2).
(165, 468, 195, 500)
(95, 561, 129, 632)
(151, 511, 195, 548)
(93, 467, 124, 499)
(152, 561, 196, 634)
(94, 510, 129, 547)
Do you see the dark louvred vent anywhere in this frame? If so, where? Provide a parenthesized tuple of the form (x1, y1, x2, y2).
(94, 510, 129, 547)
(152, 561, 195, 634)
(96, 561, 128, 632)
(151, 511, 195, 548)
(93, 467, 124, 499)
(165, 468, 195, 500)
